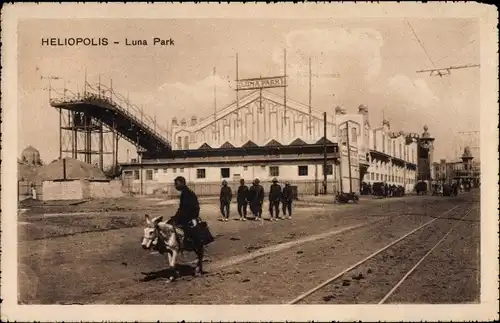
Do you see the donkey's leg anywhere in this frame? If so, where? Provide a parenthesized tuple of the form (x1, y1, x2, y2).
(170, 249, 178, 268)
(194, 245, 205, 276)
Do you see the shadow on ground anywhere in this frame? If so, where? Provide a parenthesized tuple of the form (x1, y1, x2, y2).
(140, 264, 197, 282)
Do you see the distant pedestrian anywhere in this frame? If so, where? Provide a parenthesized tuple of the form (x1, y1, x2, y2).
(249, 178, 264, 220)
(219, 180, 232, 222)
(237, 179, 249, 221)
(281, 181, 293, 219)
(31, 184, 37, 200)
(269, 178, 282, 221)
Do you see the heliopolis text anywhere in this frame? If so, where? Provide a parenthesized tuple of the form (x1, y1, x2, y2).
(41, 37, 109, 46)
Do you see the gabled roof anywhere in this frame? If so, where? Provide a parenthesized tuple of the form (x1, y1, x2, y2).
(174, 90, 335, 134)
(289, 138, 307, 146)
(315, 137, 334, 145)
(241, 140, 259, 148)
(265, 139, 283, 147)
(199, 143, 212, 149)
(220, 141, 235, 149)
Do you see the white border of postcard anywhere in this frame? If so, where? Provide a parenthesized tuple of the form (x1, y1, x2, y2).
(1, 2, 499, 322)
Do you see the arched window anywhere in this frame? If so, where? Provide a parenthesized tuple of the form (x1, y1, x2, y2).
(176, 136, 182, 149)
(392, 141, 396, 157)
(382, 134, 386, 152)
(351, 127, 357, 143)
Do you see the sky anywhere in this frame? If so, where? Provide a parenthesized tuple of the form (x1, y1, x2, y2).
(17, 18, 480, 164)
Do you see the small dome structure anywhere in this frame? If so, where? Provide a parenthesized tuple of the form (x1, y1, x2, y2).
(21, 145, 41, 166)
(462, 146, 473, 158)
(421, 124, 432, 139)
(358, 104, 368, 114)
(335, 106, 346, 115)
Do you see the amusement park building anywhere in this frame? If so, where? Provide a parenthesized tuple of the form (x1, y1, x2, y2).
(120, 90, 420, 196)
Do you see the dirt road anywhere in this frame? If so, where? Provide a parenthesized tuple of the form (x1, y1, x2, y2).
(18, 192, 480, 304)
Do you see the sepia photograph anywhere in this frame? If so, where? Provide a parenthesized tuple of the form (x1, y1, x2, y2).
(1, 2, 498, 322)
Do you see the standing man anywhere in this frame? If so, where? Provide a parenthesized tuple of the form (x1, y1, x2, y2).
(281, 181, 293, 219)
(269, 178, 282, 221)
(219, 180, 232, 222)
(249, 178, 264, 220)
(237, 179, 249, 221)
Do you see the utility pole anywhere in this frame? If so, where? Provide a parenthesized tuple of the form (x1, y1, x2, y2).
(41, 75, 62, 158)
(213, 66, 217, 143)
(323, 112, 328, 195)
(309, 57, 312, 136)
(345, 121, 353, 194)
(283, 48, 287, 126)
(296, 61, 340, 138)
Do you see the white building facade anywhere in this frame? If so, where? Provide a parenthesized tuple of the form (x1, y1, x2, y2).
(121, 90, 418, 195)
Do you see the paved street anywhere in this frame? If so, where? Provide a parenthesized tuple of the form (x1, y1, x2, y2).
(18, 191, 479, 304)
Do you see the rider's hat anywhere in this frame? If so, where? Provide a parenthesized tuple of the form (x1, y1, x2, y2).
(272, 177, 278, 183)
(174, 176, 186, 185)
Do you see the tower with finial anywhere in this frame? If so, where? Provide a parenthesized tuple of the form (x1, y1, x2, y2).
(335, 106, 346, 115)
(417, 124, 436, 187)
(461, 146, 474, 175)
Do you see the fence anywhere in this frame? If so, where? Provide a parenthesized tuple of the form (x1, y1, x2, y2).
(121, 179, 341, 198)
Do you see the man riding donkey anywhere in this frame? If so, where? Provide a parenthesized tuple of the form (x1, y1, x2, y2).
(141, 176, 213, 281)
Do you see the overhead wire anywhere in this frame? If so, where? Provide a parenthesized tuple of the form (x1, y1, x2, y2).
(435, 39, 476, 65)
(405, 18, 437, 69)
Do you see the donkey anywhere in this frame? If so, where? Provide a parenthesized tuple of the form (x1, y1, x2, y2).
(141, 214, 204, 280)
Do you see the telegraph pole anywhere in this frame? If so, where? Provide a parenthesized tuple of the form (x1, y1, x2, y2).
(309, 57, 312, 136)
(41, 75, 62, 158)
(213, 66, 217, 143)
(283, 48, 287, 125)
(323, 112, 328, 194)
(345, 121, 353, 194)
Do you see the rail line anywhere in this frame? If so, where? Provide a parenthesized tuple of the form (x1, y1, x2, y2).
(288, 204, 468, 304)
(378, 208, 473, 304)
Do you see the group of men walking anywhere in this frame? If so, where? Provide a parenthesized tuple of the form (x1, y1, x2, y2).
(219, 178, 294, 221)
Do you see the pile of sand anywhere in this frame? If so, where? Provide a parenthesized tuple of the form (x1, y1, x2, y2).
(18, 161, 39, 181)
(33, 158, 107, 182)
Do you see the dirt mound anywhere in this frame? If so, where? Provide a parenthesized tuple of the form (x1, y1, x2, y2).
(18, 162, 39, 181)
(33, 158, 107, 181)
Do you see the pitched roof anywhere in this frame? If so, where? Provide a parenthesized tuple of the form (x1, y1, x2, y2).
(34, 158, 106, 181)
(265, 139, 283, 147)
(315, 137, 334, 145)
(289, 138, 307, 146)
(241, 140, 259, 148)
(220, 141, 235, 149)
(198, 143, 212, 149)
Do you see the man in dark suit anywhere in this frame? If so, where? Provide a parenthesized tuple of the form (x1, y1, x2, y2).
(169, 176, 202, 250)
(249, 178, 264, 220)
(236, 179, 249, 221)
(220, 180, 233, 222)
(269, 178, 282, 221)
(281, 181, 293, 219)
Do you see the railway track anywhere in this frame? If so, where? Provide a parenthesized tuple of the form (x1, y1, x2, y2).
(289, 204, 475, 304)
